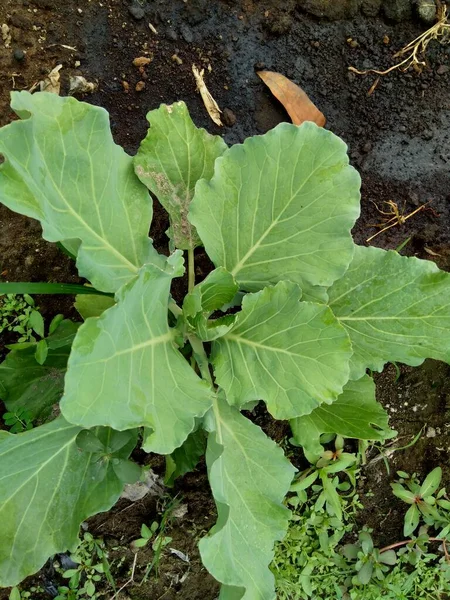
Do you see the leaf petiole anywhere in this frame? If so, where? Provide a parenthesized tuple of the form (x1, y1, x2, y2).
(187, 248, 195, 293)
(188, 334, 213, 388)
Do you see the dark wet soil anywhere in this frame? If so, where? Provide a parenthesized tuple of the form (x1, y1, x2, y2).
(1, 0, 450, 598)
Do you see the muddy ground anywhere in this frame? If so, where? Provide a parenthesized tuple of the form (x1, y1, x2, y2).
(0, 0, 450, 598)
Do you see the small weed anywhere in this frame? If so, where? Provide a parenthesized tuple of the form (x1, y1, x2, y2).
(392, 468, 450, 538)
(53, 532, 114, 600)
(273, 453, 450, 599)
(0, 294, 40, 342)
(9, 585, 44, 600)
(2, 407, 34, 433)
(131, 496, 179, 583)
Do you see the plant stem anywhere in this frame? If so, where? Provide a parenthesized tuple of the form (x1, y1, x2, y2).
(188, 334, 213, 387)
(168, 298, 182, 319)
(188, 248, 195, 293)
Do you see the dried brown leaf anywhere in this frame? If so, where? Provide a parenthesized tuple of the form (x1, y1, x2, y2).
(192, 64, 222, 126)
(39, 64, 62, 94)
(257, 70, 326, 127)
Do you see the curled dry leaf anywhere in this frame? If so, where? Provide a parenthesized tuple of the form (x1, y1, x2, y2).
(192, 64, 223, 126)
(34, 64, 62, 94)
(257, 70, 326, 127)
(121, 469, 164, 501)
(69, 75, 97, 95)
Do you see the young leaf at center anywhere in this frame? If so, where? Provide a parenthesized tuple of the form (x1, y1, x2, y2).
(182, 267, 238, 341)
(134, 101, 227, 250)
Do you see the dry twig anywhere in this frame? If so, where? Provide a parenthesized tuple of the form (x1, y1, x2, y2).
(366, 200, 430, 243)
(109, 552, 138, 600)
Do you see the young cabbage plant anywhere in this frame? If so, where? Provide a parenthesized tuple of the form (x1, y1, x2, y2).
(2, 92, 450, 599)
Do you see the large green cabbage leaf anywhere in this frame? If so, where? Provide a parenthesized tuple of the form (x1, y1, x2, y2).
(189, 122, 360, 301)
(61, 252, 214, 454)
(0, 419, 128, 587)
(212, 281, 352, 420)
(329, 246, 450, 379)
(0, 92, 161, 292)
(200, 396, 295, 600)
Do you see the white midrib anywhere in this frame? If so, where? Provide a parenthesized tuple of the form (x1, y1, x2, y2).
(34, 142, 139, 275)
(224, 333, 299, 357)
(231, 217, 279, 278)
(92, 331, 174, 363)
(339, 316, 441, 321)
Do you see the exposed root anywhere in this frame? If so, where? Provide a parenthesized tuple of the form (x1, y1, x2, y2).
(366, 200, 431, 243)
(350, 3, 450, 77)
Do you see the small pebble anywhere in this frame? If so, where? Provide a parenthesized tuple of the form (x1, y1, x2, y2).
(398, 125, 407, 133)
(128, 3, 145, 20)
(417, 0, 437, 24)
(13, 48, 25, 61)
(362, 141, 372, 153)
(422, 129, 434, 141)
(166, 28, 178, 41)
(436, 65, 449, 75)
(180, 24, 194, 44)
(135, 81, 145, 92)
(426, 426, 436, 438)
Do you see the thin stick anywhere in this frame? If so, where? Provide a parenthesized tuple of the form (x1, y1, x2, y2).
(380, 537, 448, 554)
(109, 552, 138, 599)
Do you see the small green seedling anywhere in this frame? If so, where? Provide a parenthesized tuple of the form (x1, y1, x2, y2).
(342, 530, 397, 585)
(2, 407, 33, 433)
(131, 498, 178, 582)
(391, 468, 449, 536)
(0, 294, 41, 343)
(291, 438, 358, 523)
(54, 532, 114, 600)
(131, 521, 160, 550)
